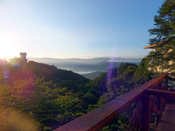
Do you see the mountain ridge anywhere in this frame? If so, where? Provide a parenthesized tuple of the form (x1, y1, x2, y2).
(28, 57, 142, 73)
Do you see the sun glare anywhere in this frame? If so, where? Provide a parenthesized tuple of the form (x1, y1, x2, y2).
(0, 43, 16, 59)
(0, 33, 17, 59)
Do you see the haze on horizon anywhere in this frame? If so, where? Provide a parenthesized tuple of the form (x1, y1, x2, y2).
(0, 0, 165, 59)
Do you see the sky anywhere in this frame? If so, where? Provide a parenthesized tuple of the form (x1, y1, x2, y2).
(0, 0, 165, 59)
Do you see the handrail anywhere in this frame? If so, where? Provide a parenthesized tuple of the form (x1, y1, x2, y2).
(54, 73, 169, 131)
(146, 89, 175, 98)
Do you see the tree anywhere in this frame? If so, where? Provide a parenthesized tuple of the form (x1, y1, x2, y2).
(134, 58, 153, 85)
(147, 0, 175, 74)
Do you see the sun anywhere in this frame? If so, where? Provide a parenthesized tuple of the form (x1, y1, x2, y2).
(0, 44, 16, 58)
(0, 33, 17, 59)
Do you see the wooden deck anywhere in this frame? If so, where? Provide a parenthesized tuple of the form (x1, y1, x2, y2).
(157, 104, 175, 131)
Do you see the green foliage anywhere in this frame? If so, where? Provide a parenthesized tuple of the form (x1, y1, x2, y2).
(0, 58, 153, 131)
(82, 91, 98, 105)
(117, 63, 137, 77)
(134, 58, 153, 85)
(85, 72, 107, 94)
(97, 93, 110, 106)
(88, 61, 153, 107)
(55, 92, 84, 126)
(102, 114, 129, 131)
(0, 75, 87, 130)
(104, 63, 139, 100)
(0, 62, 92, 130)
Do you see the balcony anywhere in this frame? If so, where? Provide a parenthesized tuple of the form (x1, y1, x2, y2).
(55, 73, 175, 131)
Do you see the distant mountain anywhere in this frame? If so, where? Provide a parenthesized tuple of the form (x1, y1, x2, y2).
(82, 71, 103, 80)
(28, 57, 109, 70)
(71, 61, 120, 73)
(71, 61, 140, 73)
(28, 57, 142, 74)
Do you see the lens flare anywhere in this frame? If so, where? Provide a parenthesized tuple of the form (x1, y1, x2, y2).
(9, 77, 35, 99)
(7, 67, 35, 100)
(0, 108, 39, 131)
(106, 57, 115, 84)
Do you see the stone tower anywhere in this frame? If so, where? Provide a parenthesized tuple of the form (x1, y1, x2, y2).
(20, 52, 27, 62)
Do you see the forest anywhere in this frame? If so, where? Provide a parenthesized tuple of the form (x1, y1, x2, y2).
(0, 57, 152, 130)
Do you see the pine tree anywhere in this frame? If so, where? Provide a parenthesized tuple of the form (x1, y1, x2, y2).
(147, 0, 175, 74)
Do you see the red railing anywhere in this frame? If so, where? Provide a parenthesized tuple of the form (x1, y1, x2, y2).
(55, 73, 175, 131)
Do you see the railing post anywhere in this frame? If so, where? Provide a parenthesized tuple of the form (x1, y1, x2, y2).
(165, 76, 168, 91)
(156, 82, 162, 127)
(142, 94, 151, 131)
(164, 76, 168, 106)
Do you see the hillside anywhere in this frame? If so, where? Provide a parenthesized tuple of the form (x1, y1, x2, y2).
(82, 71, 103, 80)
(8, 61, 89, 91)
(0, 59, 92, 130)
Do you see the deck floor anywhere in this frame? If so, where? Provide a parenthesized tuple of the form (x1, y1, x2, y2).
(157, 104, 175, 131)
